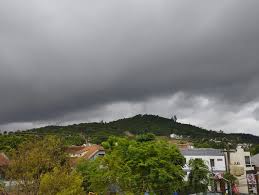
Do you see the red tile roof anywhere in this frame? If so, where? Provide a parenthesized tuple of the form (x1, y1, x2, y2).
(67, 145, 104, 167)
(82, 145, 104, 159)
(67, 144, 104, 158)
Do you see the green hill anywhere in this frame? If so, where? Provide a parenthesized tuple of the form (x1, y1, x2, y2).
(1, 114, 259, 153)
(18, 114, 259, 147)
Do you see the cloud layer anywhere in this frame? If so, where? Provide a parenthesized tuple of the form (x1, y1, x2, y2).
(1, 0, 259, 134)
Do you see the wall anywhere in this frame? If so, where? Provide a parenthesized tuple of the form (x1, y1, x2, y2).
(183, 155, 226, 173)
(228, 146, 255, 194)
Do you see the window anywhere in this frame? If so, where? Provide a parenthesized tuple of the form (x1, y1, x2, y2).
(245, 156, 251, 166)
(210, 159, 215, 168)
(217, 158, 223, 161)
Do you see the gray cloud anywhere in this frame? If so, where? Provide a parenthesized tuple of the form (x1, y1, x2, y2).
(1, 0, 259, 134)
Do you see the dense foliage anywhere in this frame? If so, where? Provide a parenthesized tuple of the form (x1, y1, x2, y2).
(39, 167, 85, 195)
(0, 134, 29, 153)
(187, 159, 210, 194)
(28, 115, 259, 144)
(250, 144, 259, 155)
(7, 136, 68, 194)
(1, 114, 259, 153)
(0, 133, 85, 154)
(77, 136, 185, 194)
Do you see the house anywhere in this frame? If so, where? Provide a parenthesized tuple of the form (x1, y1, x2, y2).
(0, 153, 9, 180)
(181, 148, 227, 193)
(225, 145, 257, 194)
(66, 144, 105, 166)
(170, 133, 183, 140)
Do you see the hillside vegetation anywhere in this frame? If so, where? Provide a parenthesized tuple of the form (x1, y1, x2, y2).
(6, 114, 258, 147)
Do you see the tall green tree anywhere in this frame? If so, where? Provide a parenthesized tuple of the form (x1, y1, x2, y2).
(7, 136, 67, 195)
(39, 167, 85, 195)
(77, 136, 185, 195)
(187, 159, 210, 194)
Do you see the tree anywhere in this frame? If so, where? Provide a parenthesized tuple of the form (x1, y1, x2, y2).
(135, 133, 156, 142)
(77, 137, 185, 194)
(251, 144, 259, 155)
(39, 167, 85, 195)
(7, 136, 67, 194)
(187, 159, 210, 194)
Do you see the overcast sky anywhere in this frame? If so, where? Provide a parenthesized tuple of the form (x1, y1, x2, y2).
(1, 0, 259, 135)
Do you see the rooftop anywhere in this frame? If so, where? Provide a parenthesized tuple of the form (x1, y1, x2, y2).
(181, 148, 224, 156)
(66, 144, 105, 165)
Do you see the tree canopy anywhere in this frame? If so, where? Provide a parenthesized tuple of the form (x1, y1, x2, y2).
(251, 144, 259, 155)
(77, 136, 185, 194)
(187, 158, 210, 194)
(7, 136, 67, 194)
(39, 167, 85, 195)
(1, 114, 259, 154)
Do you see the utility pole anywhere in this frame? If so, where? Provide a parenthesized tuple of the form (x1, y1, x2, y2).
(223, 142, 233, 195)
(212, 167, 215, 192)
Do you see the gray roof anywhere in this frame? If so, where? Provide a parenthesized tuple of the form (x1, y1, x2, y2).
(181, 148, 224, 156)
(252, 154, 259, 166)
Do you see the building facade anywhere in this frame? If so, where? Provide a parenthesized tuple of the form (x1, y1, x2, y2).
(181, 148, 227, 193)
(226, 146, 257, 194)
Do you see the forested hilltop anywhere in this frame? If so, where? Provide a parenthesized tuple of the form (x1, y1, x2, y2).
(1, 114, 259, 152)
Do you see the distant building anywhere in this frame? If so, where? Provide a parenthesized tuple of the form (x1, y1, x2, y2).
(66, 144, 105, 166)
(181, 148, 227, 193)
(170, 133, 183, 140)
(226, 145, 257, 194)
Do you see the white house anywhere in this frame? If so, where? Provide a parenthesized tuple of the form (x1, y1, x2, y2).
(181, 148, 226, 173)
(170, 133, 183, 140)
(181, 148, 227, 193)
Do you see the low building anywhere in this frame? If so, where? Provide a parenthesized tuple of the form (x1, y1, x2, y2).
(170, 133, 183, 140)
(181, 148, 227, 193)
(66, 144, 105, 166)
(226, 146, 257, 194)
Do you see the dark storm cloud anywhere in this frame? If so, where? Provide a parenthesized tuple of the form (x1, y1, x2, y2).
(1, 0, 259, 128)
